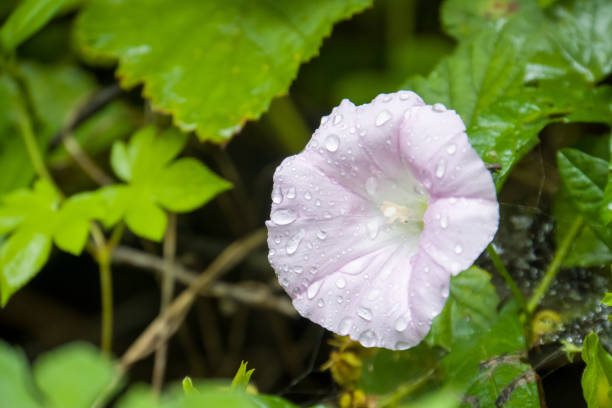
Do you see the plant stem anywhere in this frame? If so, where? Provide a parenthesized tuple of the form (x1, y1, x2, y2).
(153, 213, 177, 393)
(487, 244, 526, 311)
(378, 369, 436, 408)
(15, 101, 59, 191)
(526, 216, 584, 314)
(98, 246, 114, 354)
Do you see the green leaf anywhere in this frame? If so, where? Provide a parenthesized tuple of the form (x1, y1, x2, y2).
(0, 180, 106, 304)
(75, 0, 373, 142)
(553, 184, 612, 267)
(0, 0, 71, 52)
(231, 361, 255, 392)
(581, 332, 612, 408)
(0, 231, 53, 306)
(441, 0, 540, 40)
(602, 136, 612, 226)
(33, 343, 119, 408)
(0, 341, 42, 408)
(557, 148, 612, 249)
(543, 0, 612, 83)
(603, 293, 612, 307)
(104, 126, 231, 241)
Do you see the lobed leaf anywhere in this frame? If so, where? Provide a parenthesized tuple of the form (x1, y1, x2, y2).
(75, 0, 373, 142)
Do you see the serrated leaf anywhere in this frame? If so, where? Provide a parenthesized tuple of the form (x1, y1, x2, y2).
(441, 0, 540, 41)
(104, 126, 231, 241)
(581, 333, 612, 408)
(75, 0, 373, 142)
(557, 148, 612, 249)
(544, 0, 612, 83)
(0, 341, 42, 408)
(553, 184, 612, 267)
(0, 0, 71, 51)
(33, 343, 119, 408)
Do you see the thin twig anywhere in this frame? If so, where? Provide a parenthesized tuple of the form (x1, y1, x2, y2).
(62, 135, 114, 185)
(112, 245, 295, 316)
(153, 213, 177, 393)
(119, 229, 267, 369)
(486, 244, 526, 312)
(49, 84, 122, 149)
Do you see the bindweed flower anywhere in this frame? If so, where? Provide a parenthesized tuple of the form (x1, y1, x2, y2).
(266, 91, 499, 350)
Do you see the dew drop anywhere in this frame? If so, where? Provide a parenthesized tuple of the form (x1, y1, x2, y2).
(365, 176, 377, 196)
(454, 244, 463, 254)
(304, 191, 312, 200)
(338, 317, 353, 335)
(395, 341, 411, 350)
(440, 215, 448, 229)
(316, 230, 327, 240)
(337, 296, 344, 304)
(395, 316, 408, 332)
(271, 209, 297, 225)
(366, 219, 379, 240)
(446, 144, 456, 155)
(367, 289, 380, 301)
(357, 307, 373, 321)
(317, 299, 325, 308)
(271, 186, 283, 204)
(435, 159, 446, 178)
(286, 229, 305, 255)
(375, 110, 392, 126)
(432, 103, 446, 112)
(293, 266, 303, 274)
(315, 199, 321, 206)
(359, 330, 378, 347)
(335, 277, 347, 289)
(325, 134, 340, 152)
(333, 114, 343, 125)
(286, 187, 296, 199)
(307, 280, 323, 299)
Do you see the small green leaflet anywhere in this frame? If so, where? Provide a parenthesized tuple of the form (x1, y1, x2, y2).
(75, 0, 373, 143)
(581, 333, 612, 408)
(0, 180, 105, 305)
(103, 126, 231, 241)
(0, 341, 118, 408)
(231, 361, 255, 392)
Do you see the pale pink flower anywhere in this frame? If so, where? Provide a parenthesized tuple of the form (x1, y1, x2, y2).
(266, 91, 498, 350)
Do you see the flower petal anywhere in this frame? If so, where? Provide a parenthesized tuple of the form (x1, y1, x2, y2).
(420, 197, 499, 275)
(400, 104, 496, 201)
(304, 92, 425, 200)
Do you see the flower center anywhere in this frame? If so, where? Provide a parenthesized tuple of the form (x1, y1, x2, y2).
(379, 200, 427, 225)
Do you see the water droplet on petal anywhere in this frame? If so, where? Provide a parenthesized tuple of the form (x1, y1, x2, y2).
(395, 341, 411, 350)
(375, 110, 392, 126)
(359, 330, 378, 347)
(325, 134, 340, 152)
(454, 244, 463, 254)
(395, 313, 410, 332)
(358, 307, 372, 321)
(432, 103, 446, 112)
(338, 317, 352, 335)
(307, 280, 323, 299)
(317, 299, 325, 308)
(286, 187, 296, 199)
(293, 266, 303, 274)
(271, 187, 283, 204)
(366, 219, 379, 240)
(271, 209, 297, 225)
(440, 215, 448, 229)
(286, 229, 305, 254)
(367, 289, 380, 301)
(316, 230, 327, 240)
(446, 144, 456, 155)
(336, 277, 346, 289)
(304, 191, 312, 200)
(435, 159, 446, 178)
(333, 114, 343, 125)
(365, 177, 377, 196)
